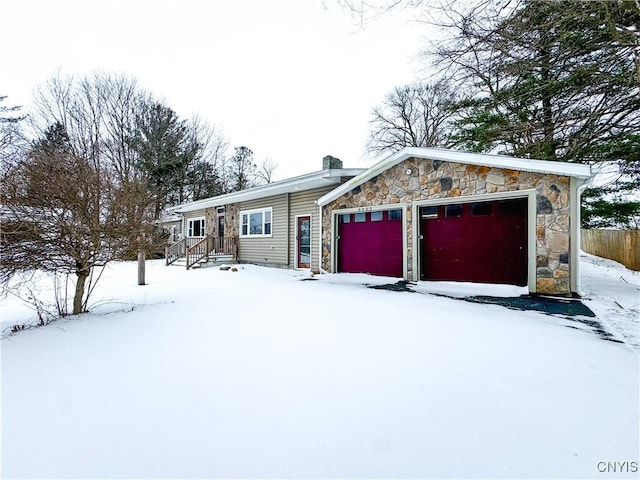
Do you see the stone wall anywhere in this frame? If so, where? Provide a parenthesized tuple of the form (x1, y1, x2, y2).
(321, 157, 572, 295)
(204, 203, 240, 239)
(225, 203, 240, 238)
(205, 208, 216, 236)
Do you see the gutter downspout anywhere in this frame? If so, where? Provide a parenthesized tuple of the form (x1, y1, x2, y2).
(571, 172, 595, 296)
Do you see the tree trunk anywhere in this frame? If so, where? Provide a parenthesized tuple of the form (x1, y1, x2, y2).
(539, 32, 556, 160)
(73, 268, 89, 315)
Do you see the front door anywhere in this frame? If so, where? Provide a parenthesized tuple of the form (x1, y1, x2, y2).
(218, 214, 225, 239)
(297, 216, 311, 269)
(216, 214, 225, 253)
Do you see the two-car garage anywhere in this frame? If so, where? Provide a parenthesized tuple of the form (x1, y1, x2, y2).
(320, 147, 591, 296)
(335, 198, 529, 286)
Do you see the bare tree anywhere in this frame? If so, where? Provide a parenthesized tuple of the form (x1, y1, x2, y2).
(190, 117, 229, 169)
(329, 0, 428, 27)
(28, 72, 230, 217)
(1, 95, 25, 165)
(1, 122, 151, 315)
(256, 156, 277, 184)
(98, 74, 151, 183)
(184, 116, 230, 200)
(227, 146, 257, 192)
(1, 72, 237, 320)
(368, 80, 458, 155)
(2, 74, 156, 317)
(30, 73, 150, 177)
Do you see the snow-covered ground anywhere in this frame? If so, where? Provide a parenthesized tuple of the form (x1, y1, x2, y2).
(580, 253, 640, 350)
(1, 254, 638, 479)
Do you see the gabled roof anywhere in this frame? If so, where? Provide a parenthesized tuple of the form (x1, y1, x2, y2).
(317, 147, 592, 207)
(170, 168, 365, 214)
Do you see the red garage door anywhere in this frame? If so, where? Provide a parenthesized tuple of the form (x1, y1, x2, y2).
(338, 209, 403, 277)
(420, 198, 528, 286)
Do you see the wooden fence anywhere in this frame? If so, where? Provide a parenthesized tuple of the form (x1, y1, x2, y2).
(581, 229, 640, 271)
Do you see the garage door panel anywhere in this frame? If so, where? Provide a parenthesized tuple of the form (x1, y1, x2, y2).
(420, 199, 528, 286)
(467, 239, 493, 258)
(439, 222, 465, 241)
(338, 210, 403, 277)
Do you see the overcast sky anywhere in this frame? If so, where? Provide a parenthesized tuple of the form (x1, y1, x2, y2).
(3, 0, 429, 179)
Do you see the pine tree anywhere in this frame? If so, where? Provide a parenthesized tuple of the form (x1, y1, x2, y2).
(433, 0, 640, 226)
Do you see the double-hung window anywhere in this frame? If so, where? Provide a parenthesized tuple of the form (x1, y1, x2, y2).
(240, 208, 272, 237)
(188, 217, 205, 237)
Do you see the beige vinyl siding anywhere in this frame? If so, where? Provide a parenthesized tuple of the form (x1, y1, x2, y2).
(163, 220, 182, 242)
(181, 208, 207, 238)
(288, 186, 334, 271)
(238, 194, 289, 267)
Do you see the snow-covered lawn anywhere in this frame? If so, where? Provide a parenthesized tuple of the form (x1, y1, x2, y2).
(1, 254, 638, 479)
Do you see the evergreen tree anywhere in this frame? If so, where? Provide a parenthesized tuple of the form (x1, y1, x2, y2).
(335, 0, 640, 226)
(187, 159, 226, 200)
(132, 102, 195, 216)
(432, 0, 640, 227)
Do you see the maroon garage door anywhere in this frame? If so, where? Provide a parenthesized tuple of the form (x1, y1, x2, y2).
(420, 198, 528, 286)
(338, 209, 403, 277)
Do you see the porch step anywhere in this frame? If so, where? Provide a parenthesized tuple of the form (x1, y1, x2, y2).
(169, 254, 236, 268)
(203, 254, 235, 265)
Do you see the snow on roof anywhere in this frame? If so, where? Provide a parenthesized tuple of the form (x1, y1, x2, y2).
(317, 147, 593, 207)
(156, 214, 181, 224)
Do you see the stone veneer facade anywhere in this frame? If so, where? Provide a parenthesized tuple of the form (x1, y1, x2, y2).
(321, 157, 573, 295)
(205, 203, 240, 239)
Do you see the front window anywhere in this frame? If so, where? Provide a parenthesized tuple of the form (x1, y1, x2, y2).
(240, 208, 272, 237)
(188, 217, 205, 237)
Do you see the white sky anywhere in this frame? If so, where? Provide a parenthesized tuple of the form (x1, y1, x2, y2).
(3, 0, 430, 180)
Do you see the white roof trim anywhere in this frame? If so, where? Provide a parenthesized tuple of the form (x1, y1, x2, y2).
(156, 214, 181, 224)
(171, 168, 365, 213)
(317, 147, 592, 207)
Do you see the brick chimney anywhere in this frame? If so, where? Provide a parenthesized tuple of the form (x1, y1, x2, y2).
(323, 155, 343, 170)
